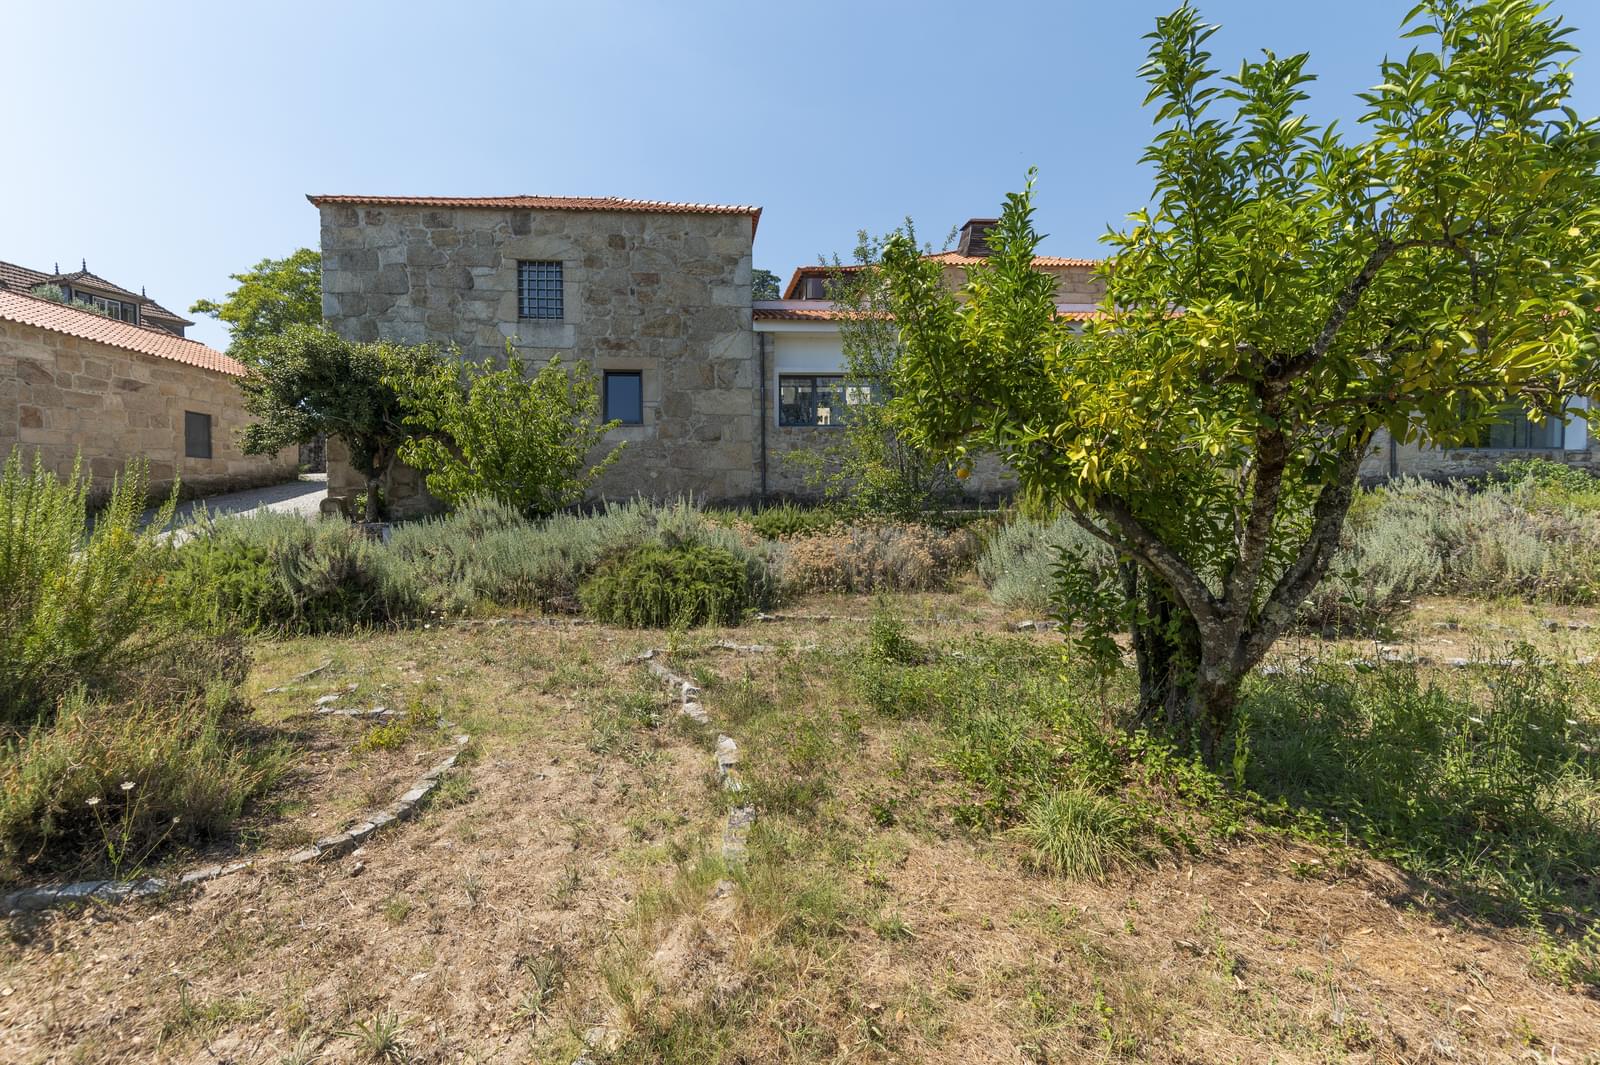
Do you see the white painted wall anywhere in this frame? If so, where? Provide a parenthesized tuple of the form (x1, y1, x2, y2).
(771, 329, 847, 375)
(1567, 395, 1590, 450)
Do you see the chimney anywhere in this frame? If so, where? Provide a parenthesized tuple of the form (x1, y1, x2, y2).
(956, 218, 1000, 257)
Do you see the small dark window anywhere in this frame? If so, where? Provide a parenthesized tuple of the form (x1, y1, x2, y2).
(518, 260, 564, 319)
(777, 374, 872, 426)
(184, 410, 213, 459)
(604, 371, 643, 425)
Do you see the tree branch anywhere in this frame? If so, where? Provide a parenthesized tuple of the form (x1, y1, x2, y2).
(1236, 437, 1369, 669)
(1070, 494, 1222, 628)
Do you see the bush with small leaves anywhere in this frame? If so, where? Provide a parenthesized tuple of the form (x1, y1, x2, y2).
(579, 542, 757, 628)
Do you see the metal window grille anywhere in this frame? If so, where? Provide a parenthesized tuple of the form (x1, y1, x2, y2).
(518, 260, 563, 319)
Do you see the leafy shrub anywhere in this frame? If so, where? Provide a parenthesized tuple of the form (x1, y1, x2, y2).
(0, 450, 177, 729)
(977, 514, 1114, 612)
(0, 640, 283, 878)
(1014, 789, 1139, 880)
(390, 497, 778, 615)
(173, 511, 425, 633)
(718, 501, 842, 541)
(780, 524, 976, 594)
(1300, 477, 1600, 631)
(389, 346, 623, 516)
(579, 542, 757, 628)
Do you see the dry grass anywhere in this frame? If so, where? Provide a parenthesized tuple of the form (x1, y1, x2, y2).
(2, 593, 1597, 1062)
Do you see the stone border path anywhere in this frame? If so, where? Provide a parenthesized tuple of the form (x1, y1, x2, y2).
(2, 736, 469, 916)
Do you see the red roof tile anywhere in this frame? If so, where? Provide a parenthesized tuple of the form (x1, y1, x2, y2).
(307, 194, 763, 236)
(753, 305, 869, 322)
(783, 253, 1101, 298)
(753, 302, 1103, 324)
(0, 289, 244, 376)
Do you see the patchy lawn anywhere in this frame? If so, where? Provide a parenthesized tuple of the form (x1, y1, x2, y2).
(2, 594, 1597, 1063)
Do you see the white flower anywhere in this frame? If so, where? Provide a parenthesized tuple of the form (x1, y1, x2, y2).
(120, 781, 136, 792)
(85, 797, 101, 807)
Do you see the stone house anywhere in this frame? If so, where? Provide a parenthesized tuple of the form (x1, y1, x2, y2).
(314, 194, 763, 514)
(313, 196, 1596, 513)
(0, 278, 295, 497)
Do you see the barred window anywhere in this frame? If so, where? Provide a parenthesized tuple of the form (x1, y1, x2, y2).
(517, 261, 563, 319)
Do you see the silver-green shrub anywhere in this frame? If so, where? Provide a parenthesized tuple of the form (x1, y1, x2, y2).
(977, 514, 1113, 613)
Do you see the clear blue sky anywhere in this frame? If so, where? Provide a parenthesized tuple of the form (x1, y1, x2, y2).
(7, 0, 1597, 350)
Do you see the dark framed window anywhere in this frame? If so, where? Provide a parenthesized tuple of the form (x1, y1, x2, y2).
(184, 410, 213, 459)
(518, 260, 563, 319)
(1467, 405, 1565, 449)
(604, 371, 643, 425)
(778, 374, 878, 426)
(66, 289, 138, 323)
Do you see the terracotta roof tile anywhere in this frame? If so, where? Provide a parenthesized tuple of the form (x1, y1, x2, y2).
(753, 305, 865, 322)
(0, 260, 50, 293)
(0, 289, 244, 376)
(308, 193, 763, 236)
(783, 253, 1101, 298)
(753, 302, 1103, 324)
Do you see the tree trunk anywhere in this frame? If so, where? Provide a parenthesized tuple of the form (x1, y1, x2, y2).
(364, 472, 382, 523)
(1127, 566, 1242, 765)
(1129, 568, 1206, 750)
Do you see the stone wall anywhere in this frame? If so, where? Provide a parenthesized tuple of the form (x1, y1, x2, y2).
(1359, 426, 1599, 483)
(0, 318, 295, 498)
(318, 204, 758, 515)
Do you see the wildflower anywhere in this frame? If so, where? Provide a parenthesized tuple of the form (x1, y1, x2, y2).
(86, 797, 101, 807)
(120, 781, 136, 792)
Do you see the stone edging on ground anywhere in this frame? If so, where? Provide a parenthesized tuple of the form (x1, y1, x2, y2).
(636, 649, 755, 863)
(2, 736, 470, 916)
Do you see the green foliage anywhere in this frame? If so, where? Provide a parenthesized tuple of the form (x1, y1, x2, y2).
(171, 511, 426, 633)
(751, 267, 781, 301)
(579, 542, 755, 628)
(0, 642, 283, 878)
(881, 0, 1600, 753)
(236, 326, 428, 522)
(722, 501, 842, 541)
(790, 231, 961, 519)
(190, 249, 322, 357)
(1496, 457, 1600, 512)
(0, 450, 176, 730)
(388, 345, 622, 516)
(1301, 478, 1600, 630)
(1014, 789, 1139, 880)
(389, 497, 779, 615)
(978, 513, 1113, 613)
(1238, 655, 1599, 921)
(353, 699, 444, 755)
(1530, 922, 1600, 991)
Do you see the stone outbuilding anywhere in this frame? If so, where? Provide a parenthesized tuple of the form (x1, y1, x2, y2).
(0, 284, 295, 498)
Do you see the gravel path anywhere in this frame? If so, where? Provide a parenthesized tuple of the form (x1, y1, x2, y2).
(148, 474, 327, 528)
